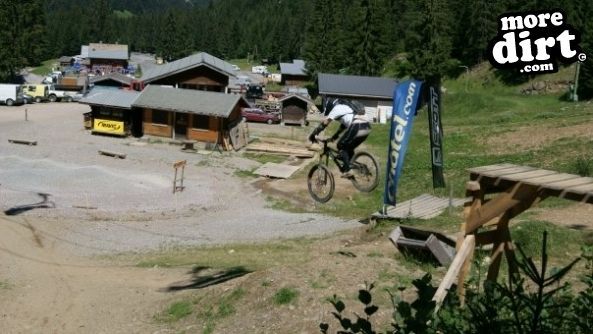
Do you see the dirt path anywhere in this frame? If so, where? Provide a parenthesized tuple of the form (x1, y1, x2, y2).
(0, 215, 193, 334)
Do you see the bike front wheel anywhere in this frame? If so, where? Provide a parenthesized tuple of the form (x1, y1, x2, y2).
(350, 151, 379, 192)
(307, 164, 335, 203)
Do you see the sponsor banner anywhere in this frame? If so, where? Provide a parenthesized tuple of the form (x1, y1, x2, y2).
(384, 80, 423, 207)
(428, 86, 446, 188)
(94, 119, 124, 135)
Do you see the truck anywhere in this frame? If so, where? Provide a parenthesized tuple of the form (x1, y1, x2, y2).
(0, 84, 25, 106)
(21, 84, 49, 103)
(46, 84, 83, 102)
(251, 65, 268, 75)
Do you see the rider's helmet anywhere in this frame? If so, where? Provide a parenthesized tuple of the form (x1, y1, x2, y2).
(323, 97, 340, 116)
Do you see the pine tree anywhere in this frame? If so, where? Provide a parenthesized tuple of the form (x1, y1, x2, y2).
(407, 0, 456, 83)
(347, 0, 389, 76)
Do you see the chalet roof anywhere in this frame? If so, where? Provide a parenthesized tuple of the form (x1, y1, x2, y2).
(88, 43, 129, 60)
(132, 85, 248, 118)
(318, 73, 398, 99)
(90, 73, 134, 85)
(141, 52, 236, 83)
(280, 59, 307, 76)
(58, 56, 73, 63)
(79, 88, 140, 109)
(279, 93, 312, 105)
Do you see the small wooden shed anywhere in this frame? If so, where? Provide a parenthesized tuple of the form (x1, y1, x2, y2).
(279, 94, 311, 126)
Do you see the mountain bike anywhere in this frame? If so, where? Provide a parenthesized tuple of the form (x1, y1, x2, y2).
(307, 138, 379, 203)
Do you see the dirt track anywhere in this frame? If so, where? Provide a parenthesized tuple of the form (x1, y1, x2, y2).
(0, 103, 360, 332)
(0, 215, 195, 334)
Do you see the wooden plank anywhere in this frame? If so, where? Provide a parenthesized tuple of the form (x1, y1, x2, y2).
(502, 169, 557, 182)
(564, 183, 593, 194)
(544, 177, 593, 190)
(465, 183, 538, 234)
(479, 165, 536, 178)
(467, 163, 518, 174)
(246, 143, 314, 158)
(98, 150, 126, 159)
(523, 173, 581, 186)
(433, 235, 475, 307)
(8, 139, 37, 146)
(253, 163, 300, 179)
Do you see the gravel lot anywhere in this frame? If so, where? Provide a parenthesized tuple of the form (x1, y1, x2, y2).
(0, 103, 358, 255)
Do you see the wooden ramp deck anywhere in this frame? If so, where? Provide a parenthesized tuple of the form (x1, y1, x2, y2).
(468, 163, 593, 204)
(374, 194, 466, 220)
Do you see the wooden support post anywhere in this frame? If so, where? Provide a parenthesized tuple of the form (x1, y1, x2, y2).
(433, 235, 475, 309)
(454, 181, 482, 304)
(173, 160, 187, 193)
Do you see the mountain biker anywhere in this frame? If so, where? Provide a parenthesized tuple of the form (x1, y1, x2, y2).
(308, 97, 371, 178)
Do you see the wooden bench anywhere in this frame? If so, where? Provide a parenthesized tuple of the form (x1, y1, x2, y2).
(181, 140, 198, 152)
(98, 150, 127, 159)
(8, 139, 37, 146)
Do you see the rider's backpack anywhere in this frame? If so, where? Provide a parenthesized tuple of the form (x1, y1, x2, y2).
(339, 99, 366, 116)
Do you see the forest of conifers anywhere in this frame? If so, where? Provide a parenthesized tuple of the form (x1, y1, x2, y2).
(1, 0, 592, 97)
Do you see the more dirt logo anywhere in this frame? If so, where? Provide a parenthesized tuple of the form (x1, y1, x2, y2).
(488, 9, 585, 74)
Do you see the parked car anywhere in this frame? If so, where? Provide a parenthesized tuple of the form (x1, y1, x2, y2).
(245, 84, 264, 100)
(231, 64, 240, 71)
(241, 108, 281, 124)
(22, 94, 34, 104)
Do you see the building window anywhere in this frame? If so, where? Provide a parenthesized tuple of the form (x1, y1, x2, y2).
(192, 115, 210, 130)
(152, 110, 169, 125)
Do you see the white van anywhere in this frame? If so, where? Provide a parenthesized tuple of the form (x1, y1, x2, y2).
(0, 84, 25, 106)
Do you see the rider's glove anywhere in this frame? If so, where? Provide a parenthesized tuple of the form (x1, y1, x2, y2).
(308, 123, 327, 143)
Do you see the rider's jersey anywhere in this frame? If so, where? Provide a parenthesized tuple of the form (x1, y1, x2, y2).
(327, 105, 353, 127)
(327, 104, 366, 127)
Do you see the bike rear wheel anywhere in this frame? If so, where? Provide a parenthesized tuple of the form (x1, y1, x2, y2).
(350, 151, 379, 192)
(307, 164, 335, 203)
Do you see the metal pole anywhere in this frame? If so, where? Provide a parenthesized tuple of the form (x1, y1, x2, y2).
(573, 62, 581, 102)
(25, 108, 28, 121)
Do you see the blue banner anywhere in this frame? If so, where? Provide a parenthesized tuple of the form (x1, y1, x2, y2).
(384, 80, 423, 207)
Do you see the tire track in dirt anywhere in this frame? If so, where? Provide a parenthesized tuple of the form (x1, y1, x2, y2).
(0, 215, 193, 333)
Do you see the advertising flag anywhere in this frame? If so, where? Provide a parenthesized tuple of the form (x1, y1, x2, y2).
(428, 85, 446, 188)
(384, 80, 423, 207)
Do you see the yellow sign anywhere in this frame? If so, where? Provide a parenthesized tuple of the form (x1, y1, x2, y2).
(94, 119, 124, 135)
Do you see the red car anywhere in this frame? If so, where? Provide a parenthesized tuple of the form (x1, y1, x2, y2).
(241, 108, 281, 124)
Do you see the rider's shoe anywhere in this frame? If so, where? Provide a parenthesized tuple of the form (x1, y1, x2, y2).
(341, 170, 355, 178)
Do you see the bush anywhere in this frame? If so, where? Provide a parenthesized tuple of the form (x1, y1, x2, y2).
(320, 232, 592, 334)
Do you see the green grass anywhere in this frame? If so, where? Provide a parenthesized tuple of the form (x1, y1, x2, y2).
(31, 59, 57, 76)
(199, 288, 245, 334)
(0, 280, 10, 290)
(157, 301, 193, 322)
(243, 152, 286, 164)
(233, 168, 256, 178)
(134, 240, 314, 271)
(273, 287, 299, 305)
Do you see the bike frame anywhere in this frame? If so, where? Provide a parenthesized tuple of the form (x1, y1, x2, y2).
(318, 140, 347, 173)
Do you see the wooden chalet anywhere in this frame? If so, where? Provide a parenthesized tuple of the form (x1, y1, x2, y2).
(140, 52, 236, 93)
(279, 59, 309, 86)
(132, 85, 249, 149)
(87, 43, 129, 75)
(278, 94, 311, 126)
(318, 73, 398, 122)
(78, 88, 142, 137)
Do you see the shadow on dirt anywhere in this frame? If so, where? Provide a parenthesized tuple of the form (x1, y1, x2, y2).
(163, 266, 251, 292)
(4, 193, 55, 216)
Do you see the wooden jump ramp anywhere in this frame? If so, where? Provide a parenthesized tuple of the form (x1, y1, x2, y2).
(433, 163, 593, 308)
